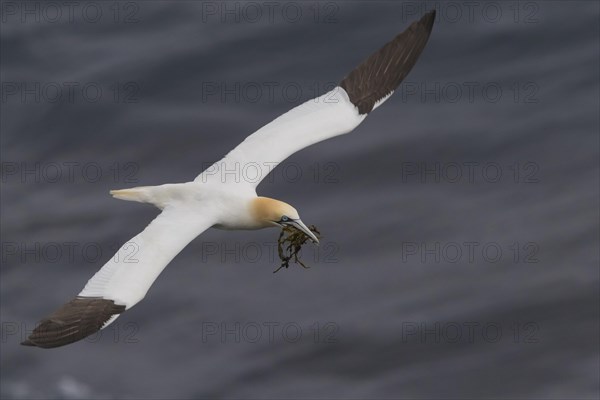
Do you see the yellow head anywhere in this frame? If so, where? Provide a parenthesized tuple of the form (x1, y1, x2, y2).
(251, 197, 319, 243)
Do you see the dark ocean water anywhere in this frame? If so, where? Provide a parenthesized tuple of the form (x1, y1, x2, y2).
(1, 1, 599, 399)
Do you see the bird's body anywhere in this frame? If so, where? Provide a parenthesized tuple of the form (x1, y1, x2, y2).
(23, 11, 437, 348)
(111, 183, 294, 230)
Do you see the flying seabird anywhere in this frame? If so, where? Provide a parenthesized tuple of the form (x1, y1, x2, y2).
(22, 11, 436, 348)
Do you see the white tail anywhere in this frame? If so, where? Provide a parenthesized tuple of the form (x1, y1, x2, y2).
(110, 186, 154, 204)
(110, 184, 186, 209)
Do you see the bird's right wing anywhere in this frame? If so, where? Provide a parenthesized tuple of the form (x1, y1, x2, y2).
(22, 206, 216, 348)
(195, 11, 436, 188)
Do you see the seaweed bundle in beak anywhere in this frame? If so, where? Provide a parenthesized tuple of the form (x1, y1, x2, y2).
(274, 225, 321, 273)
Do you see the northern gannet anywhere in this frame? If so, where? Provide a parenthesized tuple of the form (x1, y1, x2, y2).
(23, 11, 436, 348)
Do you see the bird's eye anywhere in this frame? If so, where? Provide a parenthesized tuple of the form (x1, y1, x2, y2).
(281, 215, 289, 222)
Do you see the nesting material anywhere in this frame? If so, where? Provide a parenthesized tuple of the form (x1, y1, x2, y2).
(274, 225, 321, 273)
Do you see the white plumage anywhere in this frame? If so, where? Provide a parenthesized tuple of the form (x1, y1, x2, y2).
(79, 205, 216, 308)
(197, 87, 367, 187)
(23, 10, 436, 348)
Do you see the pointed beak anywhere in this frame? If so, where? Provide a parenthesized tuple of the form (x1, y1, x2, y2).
(285, 219, 320, 245)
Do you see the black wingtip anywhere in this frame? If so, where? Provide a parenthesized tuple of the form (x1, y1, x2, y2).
(22, 297, 126, 349)
(340, 11, 437, 114)
(422, 10, 436, 30)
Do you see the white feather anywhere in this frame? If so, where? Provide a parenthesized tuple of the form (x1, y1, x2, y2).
(196, 86, 366, 187)
(79, 205, 215, 308)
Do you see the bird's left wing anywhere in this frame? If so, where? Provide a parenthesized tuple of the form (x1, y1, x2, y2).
(22, 206, 216, 348)
(196, 11, 435, 188)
